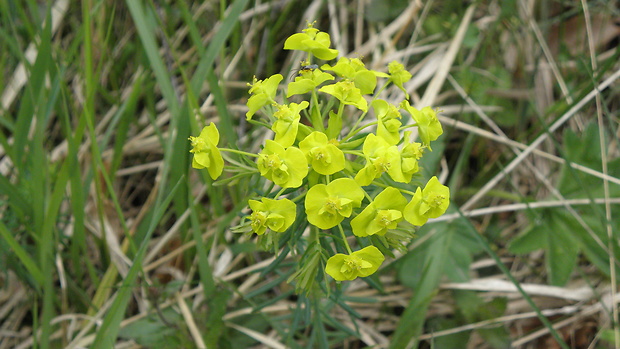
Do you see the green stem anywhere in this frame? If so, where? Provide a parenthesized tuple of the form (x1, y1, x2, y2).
(220, 148, 259, 158)
(342, 150, 364, 157)
(346, 121, 378, 140)
(247, 119, 271, 129)
(275, 187, 287, 198)
(398, 123, 419, 131)
(371, 181, 415, 196)
(337, 224, 353, 254)
(343, 79, 392, 141)
(310, 89, 324, 131)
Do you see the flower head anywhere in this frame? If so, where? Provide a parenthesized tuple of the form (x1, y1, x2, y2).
(305, 178, 364, 229)
(257, 140, 308, 188)
(355, 134, 405, 185)
(283, 24, 339, 60)
(321, 57, 377, 94)
(248, 198, 297, 235)
(400, 131, 423, 182)
(325, 246, 385, 281)
(272, 101, 309, 147)
(287, 68, 334, 97)
(400, 101, 443, 150)
(246, 74, 283, 120)
(388, 61, 412, 98)
(351, 187, 407, 237)
(404, 176, 450, 226)
(319, 81, 368, 112)
(372, 100, 402, 145)
(299, 131, 345, 175)
(189, 123, 224, 180)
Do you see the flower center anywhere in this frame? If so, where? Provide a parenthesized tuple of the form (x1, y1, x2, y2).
(311, 147, 331, 165)
(322, 197, 340, 215)
(250, 211, 267, 230)
(425, 192, 445, 208)
(189, 136, 208, 153)
(341, 255, 373, 276)
(375, 209, 402, 228)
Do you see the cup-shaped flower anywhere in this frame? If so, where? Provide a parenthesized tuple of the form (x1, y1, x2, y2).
(257, 140, 308, 188)
(372, 100, 402, 145)
(400, 100, 443, 150)
(400, 131, 423, 182)
(351, 187, 407, 237)
(246, 74, 283, 120)
(248, 197, 297, 235)
(299, 131, 345, 175)
(404, 176, 450, 226)
(321, 57, 377, 94)
(283, 25, 339, 60)
(355, 134, 405, 186)
(319, 81, 368, 112)
(189, 123, 224, 180)
(388, 61, 412, 98)
(325, 246, 385, 281)
(272, 101, 309, 147)
(305, 178, 364, 229)
(287, 68, 334, 97)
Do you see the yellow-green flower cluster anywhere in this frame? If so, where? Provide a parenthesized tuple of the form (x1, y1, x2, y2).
(189, 23, 449, 290)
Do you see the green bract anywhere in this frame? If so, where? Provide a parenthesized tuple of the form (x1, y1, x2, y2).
(257, 140, 308, 188)
(283, 26, 339, 60)
(305, 178, 364, 229)
(325, 246, 385, 281)
(400, 131, 423, 182)
(287, 69, 334, 97)
(400, 100, 443, 150)
(404, 176, 450, 226)
(351, 187, 407, 237)
(299, 131, 345, 175)
(372, 100, 402, 145)
(321, 57, 377, 94)
(248, 198, 297, 235)
(319, 81, 368, 112)
(189, 123, 224, 180)
(246, 74, 283, 120)
(388, 61, 412, 98)
(355, 134, 405, 186)
(272, 101, 309, 147)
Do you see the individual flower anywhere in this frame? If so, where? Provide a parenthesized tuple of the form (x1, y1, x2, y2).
(319, 80, 368, 112)
(400, 131, 423, 182)
(248, 197, 297, 235)
(283, 24, 339, 60)
(325, 246, 385, 281)
(189, 123, 224, 180)
(321, 57, 377, 94)
(272, 101, 309, 147)
(388, 61, 412, 98)
(355, 134, 405, 186)
(246, 74, 283, 120)
(372, 100, 402, 145)
(299, 131, 345, 175)
(287, 68, 334, 97)
(257, 140, 308, 188)
(351, 187, 407, 237)
(400, 100, 443, 150)
(404, 176, 450, 226)
(305, 178, 364, 229)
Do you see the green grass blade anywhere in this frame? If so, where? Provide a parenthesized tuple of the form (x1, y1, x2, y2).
(0, 221, 43, 287)
(91, 177, 184, 348)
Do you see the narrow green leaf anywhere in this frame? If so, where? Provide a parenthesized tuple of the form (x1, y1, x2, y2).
(0, 221, 43, 287)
